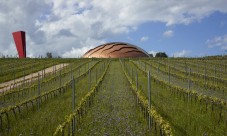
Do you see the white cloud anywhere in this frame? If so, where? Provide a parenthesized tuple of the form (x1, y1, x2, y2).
(0, 0, 227, 57)
(127, 36, 133, 41)
(206, 35, 227, 50)
(163, 30, 174, 37)
(62, 46, 93, 58)
(148, 50, 158, 56)
(140, 36, 149, 42)
(173, 50, 191, 57)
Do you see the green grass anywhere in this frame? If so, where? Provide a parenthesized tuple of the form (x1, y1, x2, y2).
(0, 58, 226, 136)
(0, 60, 93, 109)
(0, 60, 107, 135)
(76, 61, 150, 135)
(125, 59, 227, 135)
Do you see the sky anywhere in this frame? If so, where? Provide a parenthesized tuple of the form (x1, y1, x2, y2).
(0, 0, 227, 58)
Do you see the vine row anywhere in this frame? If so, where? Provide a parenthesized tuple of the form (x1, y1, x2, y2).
(121, 60, 173, 136)
(53, 61, 110, 135)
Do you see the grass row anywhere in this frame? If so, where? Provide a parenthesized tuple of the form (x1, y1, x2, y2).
(0, 59, 107, 135)
(126, 59, 226, 135)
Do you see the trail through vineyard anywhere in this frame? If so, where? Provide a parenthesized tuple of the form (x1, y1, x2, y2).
(0, 58, 226, 135)
(0, 63, 69, 92)
(77, 61, 149, 135)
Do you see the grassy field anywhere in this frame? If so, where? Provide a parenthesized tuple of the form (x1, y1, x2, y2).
(0, 58, 226, 135)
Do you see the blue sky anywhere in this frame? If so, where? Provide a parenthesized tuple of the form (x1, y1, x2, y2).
(107, 11, 227, 57)
(0, 0, 227, 58)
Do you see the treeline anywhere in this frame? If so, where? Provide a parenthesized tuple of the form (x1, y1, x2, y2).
(0, 52, 60, 58)
(149, 52, 168, 58)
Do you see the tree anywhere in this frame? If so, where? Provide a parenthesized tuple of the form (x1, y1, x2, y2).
(149, 54, 154, 57)
(155, 52, 168, 58)
(46, 52, 52, 58)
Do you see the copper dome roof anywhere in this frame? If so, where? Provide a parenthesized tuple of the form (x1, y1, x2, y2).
(82, 42, 150, 58)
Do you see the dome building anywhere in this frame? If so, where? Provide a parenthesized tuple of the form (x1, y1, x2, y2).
(82, 42, 150, 58)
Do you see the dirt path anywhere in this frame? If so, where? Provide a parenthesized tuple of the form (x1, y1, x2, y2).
(77, 61, 148, 135)
(0, 63, 69, 93)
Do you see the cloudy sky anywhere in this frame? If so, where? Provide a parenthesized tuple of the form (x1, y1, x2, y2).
(0, 0, 227, 58)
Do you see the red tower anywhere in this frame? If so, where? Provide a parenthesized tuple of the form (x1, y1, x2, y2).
(12, 31, 26, 58)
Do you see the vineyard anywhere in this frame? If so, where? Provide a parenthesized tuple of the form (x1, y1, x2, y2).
(0, 57, 226, 135)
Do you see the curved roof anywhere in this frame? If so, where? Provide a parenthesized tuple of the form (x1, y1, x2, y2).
(82, 42, 150, 58)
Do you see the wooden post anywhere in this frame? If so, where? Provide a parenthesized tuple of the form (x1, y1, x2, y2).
(136, 71, 138, 104)
(23, 70, 25, 88)
(84, 63, 86, 72)
(96, 68, 97, 83)
(31, 65, 34, 83)
(72, 76, 76, 135)
(204, 61, 207, 83)
(214, 65, 216, 85)
(42, 65, 44, 80)
(220, 65, 222, 80)
(136, 71, 138, 91)
(38, 73, 40, 110)
(165, 61, 167, 71)
(158, 61, 160, 73)
(168, 66, 170, 84)
(44, 64, 46, 78)
(148, 71, 151, 129)
(131, 68, 133, 83)
(99, 66, 102, 78)
(188, 68, 191, 90)
(54, 65, 57, 76)
(197, 63, 199, 73)
(53, 64, 54, 75)
(89, 69, 91, 90)
(225, 61, 226, 73)
(62, 63, 65, 72)
(185, 60, 187, 73)
(60, 69, 62, 92)
(13, 72, 15, 89)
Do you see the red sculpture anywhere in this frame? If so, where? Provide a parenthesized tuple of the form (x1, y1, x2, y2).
(12, 31, 26, 58)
